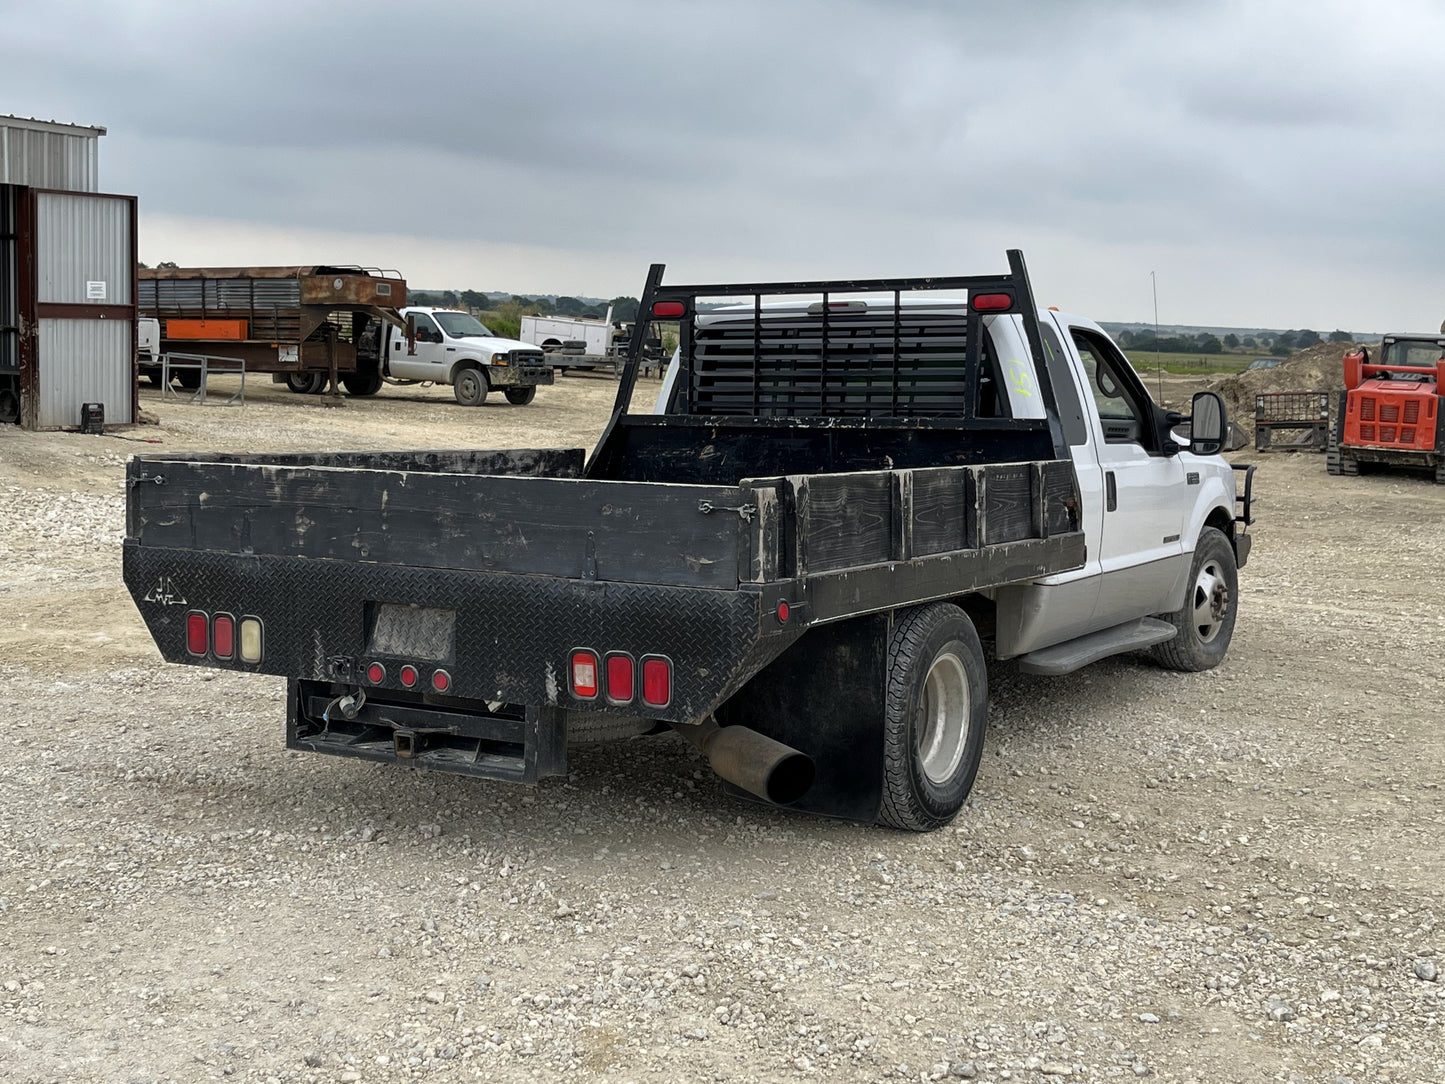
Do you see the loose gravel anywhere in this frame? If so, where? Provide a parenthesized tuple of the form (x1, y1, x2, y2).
(0, 374, 1441, 1083)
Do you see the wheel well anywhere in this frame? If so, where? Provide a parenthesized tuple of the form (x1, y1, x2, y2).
(449, 361, 484, 386)
(1204, 506, 1233, 539)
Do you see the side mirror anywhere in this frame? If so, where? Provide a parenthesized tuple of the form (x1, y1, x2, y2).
(1189, 391, 1228, 456)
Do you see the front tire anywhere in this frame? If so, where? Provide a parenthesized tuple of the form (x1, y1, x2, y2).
(878, 603, 988, 832)
(504, 386, 536, 406)
(1149, 526, 1238, 672)
(453, 367, 488, 407)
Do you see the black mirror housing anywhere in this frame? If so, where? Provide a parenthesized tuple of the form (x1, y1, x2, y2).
(1189, 391, 1228, 456)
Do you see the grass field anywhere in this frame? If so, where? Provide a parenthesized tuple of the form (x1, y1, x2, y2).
(1125, 351, 1256, 376)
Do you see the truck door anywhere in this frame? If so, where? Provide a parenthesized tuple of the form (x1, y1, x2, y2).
(1064, 322, 1189, 623)
(390, 312, 447, 380)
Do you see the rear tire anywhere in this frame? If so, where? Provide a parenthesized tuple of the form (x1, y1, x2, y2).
(1149, 526, 1238, 672)
(453, 367, 487, 406)
(285, 373, 326, 395)
(504, 386, 536, 406)
(878, 603, 988, 833)
(342, 372, 383, 396)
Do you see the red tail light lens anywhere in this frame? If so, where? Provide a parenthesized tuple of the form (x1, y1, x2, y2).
(431, 669, 452, 694)
(186, 611, 208, 656)
(366, 662, 386, 684)
(212, 614, 235, 659)
(971, 292, 1013, 312)
(641, 656, 671, 707)
(652, 301, 685, 318)
(399, 664, 418, 688)
(605, 653, 634, 703)
(570, 650, 599, 699)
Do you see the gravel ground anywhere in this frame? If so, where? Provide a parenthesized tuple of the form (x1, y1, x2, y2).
(1, 374, 1442, 1084)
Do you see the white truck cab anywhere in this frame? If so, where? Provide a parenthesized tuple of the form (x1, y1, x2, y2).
(655, 303, 1250, 676)
(387, 307, 554, 406)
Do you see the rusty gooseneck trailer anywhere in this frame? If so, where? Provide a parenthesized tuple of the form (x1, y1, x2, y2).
(137, 265, 408, 396)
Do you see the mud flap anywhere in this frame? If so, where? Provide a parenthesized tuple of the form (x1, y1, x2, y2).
(714, 614, 889, 823)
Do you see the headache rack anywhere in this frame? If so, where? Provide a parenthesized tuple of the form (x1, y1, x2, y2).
(589, 250, 1072, 483)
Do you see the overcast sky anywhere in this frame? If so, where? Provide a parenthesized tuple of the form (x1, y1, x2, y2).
(6, 0, 1445, 331)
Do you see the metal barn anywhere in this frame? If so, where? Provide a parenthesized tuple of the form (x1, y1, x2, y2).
(1, 115, 138, 429)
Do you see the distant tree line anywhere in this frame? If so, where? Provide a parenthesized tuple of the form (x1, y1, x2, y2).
(1117, 326, 1356, 357)
(408, 290, 640, 324)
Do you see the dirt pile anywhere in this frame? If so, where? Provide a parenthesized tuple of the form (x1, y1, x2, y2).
(1209, 341, 1359, 419)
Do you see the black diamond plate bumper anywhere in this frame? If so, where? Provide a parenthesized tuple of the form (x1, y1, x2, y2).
(123, 543, 802, 726)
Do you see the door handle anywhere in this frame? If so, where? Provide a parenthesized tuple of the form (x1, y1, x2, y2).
(1106, 471, 1117, 512)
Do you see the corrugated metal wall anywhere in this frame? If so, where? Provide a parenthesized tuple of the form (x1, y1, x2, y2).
(37, 318, 133, 428)
(0, 123, 99, 192)
(36, 192, 132, 305)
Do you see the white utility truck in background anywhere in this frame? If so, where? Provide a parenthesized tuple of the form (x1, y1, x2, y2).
(376, 307, 553, 406)
(519, 306, 626, 371)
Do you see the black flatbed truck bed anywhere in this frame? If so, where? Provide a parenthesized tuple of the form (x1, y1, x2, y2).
(123, 251, 1085, 826)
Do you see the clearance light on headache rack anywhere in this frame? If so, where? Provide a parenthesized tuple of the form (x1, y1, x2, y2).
(970, 293, 1014, 312)
(651, 301, 685, 318)
(806, 300, 868, 314)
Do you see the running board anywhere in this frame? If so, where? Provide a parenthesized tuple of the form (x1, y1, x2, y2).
(1015, 617, 1177, 676)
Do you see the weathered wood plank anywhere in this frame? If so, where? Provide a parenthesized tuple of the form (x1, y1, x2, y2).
(794, 471, 892, 575)
(909, 466, 971, 557)
(1043, 460, 1080, 536)
(132, 462, 743, 588)
(981, 463, 1034, 546)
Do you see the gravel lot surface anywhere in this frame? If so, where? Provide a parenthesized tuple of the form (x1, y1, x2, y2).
(1, 374, 1441, 1084)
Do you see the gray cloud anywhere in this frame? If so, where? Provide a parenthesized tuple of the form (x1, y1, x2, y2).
(5, 0, 1445, 328)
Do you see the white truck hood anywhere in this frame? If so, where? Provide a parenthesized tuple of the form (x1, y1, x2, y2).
(449, 335, 544, 354)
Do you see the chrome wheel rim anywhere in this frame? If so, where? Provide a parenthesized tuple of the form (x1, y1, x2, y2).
(915, 650, 970, 784)
(1192, 559, 1229, 643)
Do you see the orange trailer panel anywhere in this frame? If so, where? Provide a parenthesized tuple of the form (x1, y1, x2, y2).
(166, 318, 249, 341)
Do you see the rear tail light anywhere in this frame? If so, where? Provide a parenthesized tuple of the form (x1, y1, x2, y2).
(212, 614, 235, 660)
(431, 669, 452, 694)
(641, 656, 672, 707)
(971, 292, 1014, 312)
(570, 650, 599, 700)
(399, 664, 419, 688)
(366, 662, 386, 684)
(238, 618, 263, 663)
(186, 611, 208, 656)
(605, 653, 635, 703)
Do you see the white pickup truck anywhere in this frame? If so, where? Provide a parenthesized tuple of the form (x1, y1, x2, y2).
(122, 253, 1253, 831)
(381, 307, 554, 406)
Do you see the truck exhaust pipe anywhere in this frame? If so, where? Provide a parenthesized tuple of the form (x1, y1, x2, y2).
(674, 718, 815, 806)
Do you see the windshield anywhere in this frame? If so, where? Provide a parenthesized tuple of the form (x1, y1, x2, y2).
(432, 311, 495, 338)
(1381, 339, 1445, 368)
